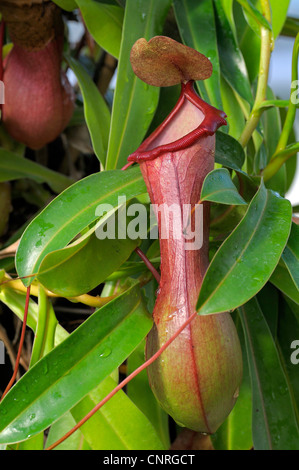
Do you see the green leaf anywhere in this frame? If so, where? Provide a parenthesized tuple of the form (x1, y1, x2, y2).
(214, 0, 253, 105)
(76, 0, 124, 59)
(239, 297, 299, 450)
(0, 149, 74, 193)
(126, 340, 170, 449)
(196, 182, 292, 315)
(67, 56, 111, 166)
(0, 281, 152, 444)
(236, 0, 272, 33)
(173, 0, 222, 109)
(105, 0, 172, 169)
(200, 168, 247, 205)
(52, 0, 77, 11)
(282, 222, 299, 290)
(36, 205, 140, 297)
(46, 413, 91, 450)
(270, 261, 299, 305)
(276, 298, 299, 424)
(220, 76, 246, 139)
(70, 375, 165, 450)
(211, 313, 253, 450)
(215, 131, 245, 171)
(16, 165, 146, 286)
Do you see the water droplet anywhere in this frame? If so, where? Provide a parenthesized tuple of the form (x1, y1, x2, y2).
(43, 361, 49, 375)
(29, 413, 36, 421)
(99, 348, 112, 358)
(233, 387, 239, 399)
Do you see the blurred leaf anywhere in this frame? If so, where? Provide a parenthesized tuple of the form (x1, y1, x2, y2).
(200, 168, 247, 205)
(0, 149, 74, 193)
(173, 0, 222, 109)
(236, 0, 272, 35)
(71, 375, 165, 450)
(105, 0, 172, 169)
(215, 131, 245, 170)
(67, 56, 111, 166)
(16, 166, 146, 286)
(214, 0, 253, 105)
(76, 0, 124, 59)
(220, 76, 245, 139)
(0, 281, 152, 444)
(276, 298, 299, 424)
(270, 260, 299, 305)
(212, 313, 252, 450)
(127, 340, 170, 449)
(233, 1, 261, 83)
(239, 297, 299, 450)
(197, 182, 292, 316)
(256, 283, 279, 340)
(282, 222, 299, 290)
(46, 413, 91, 450)
(53, 0, 77, 11)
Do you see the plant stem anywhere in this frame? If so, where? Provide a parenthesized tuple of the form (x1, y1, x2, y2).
(239, 0, 272, 148)
(1, 276, 119, 308)
(261, 32, 299, 181)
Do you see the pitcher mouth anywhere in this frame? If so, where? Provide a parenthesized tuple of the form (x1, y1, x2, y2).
(127, 80, 227, 164)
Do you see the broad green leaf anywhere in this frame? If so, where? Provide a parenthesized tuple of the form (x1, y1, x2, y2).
(236, 0, 272, 34)
(276, 299, 299, 424)
(214, 0, 253, 105)
(239, 297, 299, 450)
(16, 165, 146, 286)
(270, 260, 299, 305)
(261, 87, 286, 195)
(281, 222, 299, 290)
(234, 1, 261, 83)
(53, 0, 77, 11)
(67, 56, 111, 166)
(196, 182, 292, 315)
(271, 0, 291, 39)
(173, 0, 222, 109)
(126, 340, 170, 449)
(76, 0, 124, 59)
(212, 314, 252, 450)
(0, 281, 152, 444)
(215, 131, 245, 171)
(71, 375, 165, 450)
(105, 0, 172, 169)
(200, 168, 247, 205)
(220, 76, 246, 139)
(0, 288, 68, 345)
(37, 205, 140, 297)
(256, 283, 279, 340)
(46, 412, 91, 450)
(0, 149, 74, 193)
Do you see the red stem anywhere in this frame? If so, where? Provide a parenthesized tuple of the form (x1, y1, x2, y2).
(1, 286, 31, 401)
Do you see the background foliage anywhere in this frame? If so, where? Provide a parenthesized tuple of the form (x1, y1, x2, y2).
(0, 0, 298, 450)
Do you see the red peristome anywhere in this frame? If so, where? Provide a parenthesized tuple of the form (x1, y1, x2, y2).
(128, 81, 226, 163)
(2, 37, 74, 149)
(128, 81, 242, 433)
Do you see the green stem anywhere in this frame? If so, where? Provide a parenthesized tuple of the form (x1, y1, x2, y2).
(261, 33, 299, 181)
(239, 0, 272, 148)
(273, 33, 299, 154)
(29, 285, 57, 367)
